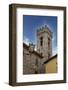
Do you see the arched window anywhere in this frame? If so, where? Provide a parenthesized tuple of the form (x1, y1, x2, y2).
(48, 38, 50, 49)
(40, 37, 43, 46)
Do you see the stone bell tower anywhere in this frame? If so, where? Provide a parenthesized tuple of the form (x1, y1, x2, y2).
(37, 25, 52, 61)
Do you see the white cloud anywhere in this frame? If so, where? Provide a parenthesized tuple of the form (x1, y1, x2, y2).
(52, 47, 57, 56)
(35, 45, 37, 51)
(23, 37, 30, 45)
(23, 36, 37, 51)
(52, 37, 55, 41)
(52, 36, 57, 56)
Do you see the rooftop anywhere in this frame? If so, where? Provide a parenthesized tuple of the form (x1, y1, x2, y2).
(37, 25, 52, 38)
(44, 54, 57, 64)
(23, 43, 43, 58)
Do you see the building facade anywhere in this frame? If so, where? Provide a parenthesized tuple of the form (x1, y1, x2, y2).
(23, 43, 43, 74)
(23, 25, 57, 74)
(44, 54, 57, 73)
(37, 25, 52, 60)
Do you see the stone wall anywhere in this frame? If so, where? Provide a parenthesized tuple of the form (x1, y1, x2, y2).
(23, 46, 43, 74)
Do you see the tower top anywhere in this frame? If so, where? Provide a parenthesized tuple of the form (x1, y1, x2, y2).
(37, 25, 52, 38)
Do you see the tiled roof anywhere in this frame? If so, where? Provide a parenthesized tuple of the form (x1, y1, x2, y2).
(44, 54, 57, 64)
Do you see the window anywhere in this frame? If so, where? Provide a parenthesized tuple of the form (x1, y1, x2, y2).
(40, 37, 43, 46)
(48, 38, 50, 49)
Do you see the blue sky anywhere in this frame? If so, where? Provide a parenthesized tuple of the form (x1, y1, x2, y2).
(23, 15, 57, 56)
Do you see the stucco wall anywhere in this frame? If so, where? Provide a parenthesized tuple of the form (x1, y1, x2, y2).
(44, 57, 57, 73)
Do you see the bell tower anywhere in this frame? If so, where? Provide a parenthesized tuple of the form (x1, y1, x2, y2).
(37, 25, 52, 61)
